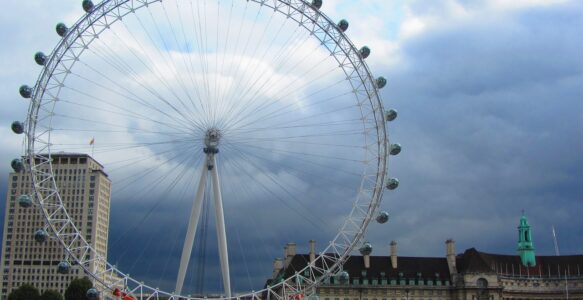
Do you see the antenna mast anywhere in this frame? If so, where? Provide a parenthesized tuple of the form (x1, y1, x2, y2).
(552, 225, 560, 256)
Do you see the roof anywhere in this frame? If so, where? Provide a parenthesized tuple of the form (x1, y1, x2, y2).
(457, 248, 583, 277)
(275, 248, 583, 283)
(456, 248, 495, 274)
(280, 254, 450, 281)
(25, 152, 106, 170)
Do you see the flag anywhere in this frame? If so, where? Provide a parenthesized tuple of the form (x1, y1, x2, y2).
(89, 137, 95, 145)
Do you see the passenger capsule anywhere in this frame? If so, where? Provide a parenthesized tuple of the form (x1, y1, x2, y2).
(385, 178, 399, 190)
(82, 0, 95, 13)
(18, 195, 33, 208)
(11, 121, 24, 134)
(385, 109, 398, 122)
(337, 19, 349, 32)
(57, 261, 71, 274)
(359, 242, 373, 255)
(34, 229, 48, 243)
(11, 159, 23, 173)
(34, 52, 47, 66)
(376, 211, 389, 224)
(311, 0, 323, 9)
(86, 288, 99, 299)
(19, 85, 32, 98)
(359, 46, 371, 59)
(337, 271, 349, 284)
(56, 23, 68, 37)
(376, 77, 387, 89)
(390, 144, 402, 156)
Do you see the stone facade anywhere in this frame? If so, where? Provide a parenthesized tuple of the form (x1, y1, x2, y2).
(271, 240, 583, 300)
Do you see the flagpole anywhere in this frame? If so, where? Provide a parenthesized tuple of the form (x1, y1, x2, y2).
(89, 137, 95, 157)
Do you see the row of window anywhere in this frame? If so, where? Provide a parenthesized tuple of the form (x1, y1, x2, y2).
(8, 266, 77, 274)
(502, 280, 580, 288)
(54, 168, 88, 174)
(322, 297, 444, 300)
(53, 157, 89, 164)
(9, 272, 79, 281)
(4, 280, 72, 290)
(319, 289, 446, 296)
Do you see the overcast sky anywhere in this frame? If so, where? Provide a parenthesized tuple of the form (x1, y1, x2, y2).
(1, 0, 583, 295)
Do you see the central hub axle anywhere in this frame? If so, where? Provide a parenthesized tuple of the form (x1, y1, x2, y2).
(203, 128, 221, 154)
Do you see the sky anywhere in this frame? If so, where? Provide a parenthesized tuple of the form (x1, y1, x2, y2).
(1, 0, 583, 296)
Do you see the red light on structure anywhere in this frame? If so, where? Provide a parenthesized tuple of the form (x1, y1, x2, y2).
(292, 294, 304, 300)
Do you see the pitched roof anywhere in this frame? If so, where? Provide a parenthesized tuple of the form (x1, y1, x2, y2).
(275, 248, 583, 283)
(280, 254, 450, 281)
(457, 248, 583, 277)
(456, 248, 495, 274)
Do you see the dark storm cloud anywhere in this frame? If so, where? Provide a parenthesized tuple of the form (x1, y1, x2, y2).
(107, 197, 325, 292)
(365, 1, 583, 257)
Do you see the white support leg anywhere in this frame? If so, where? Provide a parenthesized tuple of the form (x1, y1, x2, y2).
(210, 155, 231, 298)
(175, 159, 209, 295)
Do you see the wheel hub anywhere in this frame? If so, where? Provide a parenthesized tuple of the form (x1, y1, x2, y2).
(203, 128, 221, 154)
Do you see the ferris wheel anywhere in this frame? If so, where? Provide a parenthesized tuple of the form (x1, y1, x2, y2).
(12, 0, 401, 299)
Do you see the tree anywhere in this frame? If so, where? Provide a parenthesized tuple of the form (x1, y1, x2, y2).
(65, 277, 92, 300)
(7, 283, 40, 300)
(41, 290, 64, 300)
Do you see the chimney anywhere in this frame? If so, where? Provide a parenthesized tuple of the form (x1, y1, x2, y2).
(284, 242, 296, 268)
(272, 258, 283, 278)
(359, 242, 372, 269)
(287, 242, 297, 257)
(446, 239, 457, 274)
(309, 240, 316, 264)
(364, 254, 370, 269)
(390, 241, 397, 269)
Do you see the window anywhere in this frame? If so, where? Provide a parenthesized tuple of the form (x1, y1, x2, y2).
(476, 278, 488, 288)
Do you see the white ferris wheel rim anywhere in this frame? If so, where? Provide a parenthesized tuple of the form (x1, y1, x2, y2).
(23, 0, 390, 299)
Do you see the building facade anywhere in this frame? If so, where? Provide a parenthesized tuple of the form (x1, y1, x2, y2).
(0, 153, 111, 299)
(270, 216, 583, 300)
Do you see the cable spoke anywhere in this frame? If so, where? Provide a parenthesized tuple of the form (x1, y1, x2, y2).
(24, 0, 389, 297)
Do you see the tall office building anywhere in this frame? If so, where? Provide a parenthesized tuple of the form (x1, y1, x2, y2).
(0, 153, 111, 299)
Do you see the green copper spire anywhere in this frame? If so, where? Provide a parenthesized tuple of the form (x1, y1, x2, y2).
(517, 212, 536, 267)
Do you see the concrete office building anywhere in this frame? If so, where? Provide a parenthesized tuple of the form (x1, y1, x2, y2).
(0, 153, 111, 299)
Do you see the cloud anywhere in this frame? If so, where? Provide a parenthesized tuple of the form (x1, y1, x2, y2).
(366, 0, 583, 256)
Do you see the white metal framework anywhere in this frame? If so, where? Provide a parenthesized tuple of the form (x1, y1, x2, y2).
(21, 0, 393, 299)
(176, 129, 231, 296)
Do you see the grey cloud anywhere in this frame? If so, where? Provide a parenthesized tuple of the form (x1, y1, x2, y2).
(365, 1, 583, 257)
